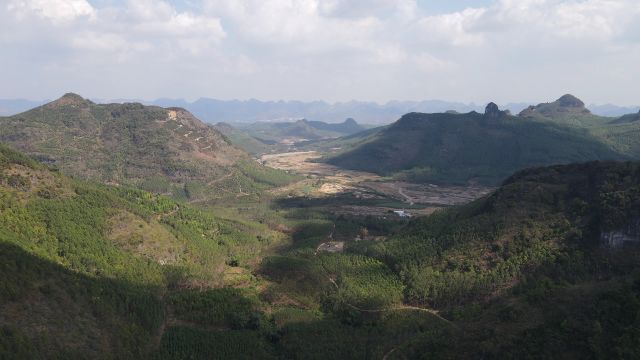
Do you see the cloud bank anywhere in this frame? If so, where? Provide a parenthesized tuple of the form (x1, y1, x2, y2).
(2, 0, 639, 105)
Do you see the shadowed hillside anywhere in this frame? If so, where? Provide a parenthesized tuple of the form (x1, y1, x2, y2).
(518, 95, 640, 159)
(326, 103, 623, 185)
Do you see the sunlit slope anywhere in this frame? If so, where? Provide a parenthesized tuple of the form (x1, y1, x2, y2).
(0, 93, 297, 200)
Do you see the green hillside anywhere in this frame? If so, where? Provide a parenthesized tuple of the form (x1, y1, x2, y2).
(326, 103, 623, 185)
(0, 143, 285, 358)
(0, 94, 297, 202)
(518, 94, 608, 126)
(348, 160, 640, 358)
(3, 140, 640, 358)
(212, 119, 370, 155)
(240, 118, 367, 143)
(298, 124, 385, 153)
(519, 95, 640, 160)
(213, 122, 283, 155)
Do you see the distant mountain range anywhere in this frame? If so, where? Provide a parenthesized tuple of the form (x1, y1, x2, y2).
(0, 99, 46, 116)
(2, 97, 637, 123)
(151, 98, 483, 125)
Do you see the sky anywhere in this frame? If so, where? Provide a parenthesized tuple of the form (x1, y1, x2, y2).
(1, 0, 639, 105)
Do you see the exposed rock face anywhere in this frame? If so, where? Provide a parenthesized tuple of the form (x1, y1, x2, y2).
(601, 217, 640, 248)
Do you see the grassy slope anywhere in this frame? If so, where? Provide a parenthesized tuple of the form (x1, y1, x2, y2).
(214, 123, 279, 155)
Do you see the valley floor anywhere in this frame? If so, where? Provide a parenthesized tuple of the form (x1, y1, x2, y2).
(261, 151, 492, 218)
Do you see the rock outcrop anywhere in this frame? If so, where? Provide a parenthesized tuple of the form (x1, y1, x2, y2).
(601, 217, 640, 248)
(484, 102, 509, 118)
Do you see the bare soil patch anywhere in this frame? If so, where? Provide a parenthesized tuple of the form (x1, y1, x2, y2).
(261, 151, 493, 216)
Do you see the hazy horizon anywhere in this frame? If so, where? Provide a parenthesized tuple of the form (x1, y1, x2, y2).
(1, 92, 639, 109)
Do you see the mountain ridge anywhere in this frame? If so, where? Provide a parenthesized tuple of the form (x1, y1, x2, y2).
(0, 93, 296, 200)
(325, 101, 625, 185)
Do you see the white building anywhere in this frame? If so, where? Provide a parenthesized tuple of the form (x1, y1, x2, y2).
(393, 210, 412, 218)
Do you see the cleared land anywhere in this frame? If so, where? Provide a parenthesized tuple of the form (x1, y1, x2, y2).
(261, 151, 492, 217)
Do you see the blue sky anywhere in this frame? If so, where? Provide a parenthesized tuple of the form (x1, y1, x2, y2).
(2, 0, 640, 105)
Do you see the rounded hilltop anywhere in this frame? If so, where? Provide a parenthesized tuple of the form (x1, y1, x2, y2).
(519, 94, 591, 117)
(46, 93, 94, 108)
(557, 94, 585, 108)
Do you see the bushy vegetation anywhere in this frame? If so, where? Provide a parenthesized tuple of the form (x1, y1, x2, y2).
(169, 288, 263, 330)
(320, 253, 403, 310)
(0, 242, 163, 359)
(153, 327, 277, 360)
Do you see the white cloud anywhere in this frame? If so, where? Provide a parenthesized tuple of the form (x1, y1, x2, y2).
(2, 0, 640, 104)
(412, 52, 455, 73)
(4, 0, 226, 56)
(415, 8, 487, 46)
(479, 0, 640, 42)
(70, 32, 152, 54)
(204, 0, 379, 50)
(7, 0, 94, 23)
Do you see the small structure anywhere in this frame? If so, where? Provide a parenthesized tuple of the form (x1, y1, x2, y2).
(393, 210, 412, 218)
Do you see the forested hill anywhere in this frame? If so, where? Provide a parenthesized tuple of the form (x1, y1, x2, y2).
(326, 102, 624, 185)
(240, 118, 367, 141)
(0, 143, 287, 358)
(350, 160, 640, 358)
(518, 95, 640, 159)
(0, 93, 297, 200)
